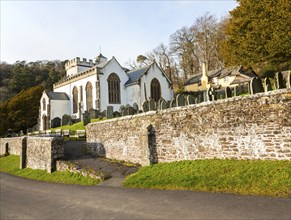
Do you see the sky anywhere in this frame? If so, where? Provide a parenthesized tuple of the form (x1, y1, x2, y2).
(0, 0, 238, 67)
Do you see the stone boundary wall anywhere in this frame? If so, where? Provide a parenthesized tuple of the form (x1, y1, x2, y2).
(0, 137, 64, 173)
(0, 137, 27, 156)
(87, 89, 291, 165)
(56, 160, 106, 180)
(26, 137, 64, 173)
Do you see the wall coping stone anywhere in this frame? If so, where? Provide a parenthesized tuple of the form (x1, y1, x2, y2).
(88, 89, 291, 126)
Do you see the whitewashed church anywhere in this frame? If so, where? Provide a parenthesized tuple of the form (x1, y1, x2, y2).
(39, 54, 173, 130)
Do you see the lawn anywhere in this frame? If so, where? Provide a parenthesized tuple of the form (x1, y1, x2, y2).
(0, 155, 100, 185)
(51, 118, 104, 132)
(123, 159, 291, 198)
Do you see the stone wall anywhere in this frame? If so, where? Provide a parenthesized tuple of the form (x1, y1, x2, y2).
(87, 89, 291, 165)
(26, 137, 64, 173)
(0, 137, 27, 156)
(0, 136, 64, 173)
(56, 160, 106, 180)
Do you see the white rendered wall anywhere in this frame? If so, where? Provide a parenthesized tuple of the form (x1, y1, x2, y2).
(140, 63, 173, 102)
(126, 84, 141, 107)
(54, 74, 97, 118)
(50, 100, 70, 120)
(66, 66, 92, 77)
(99, 58, 129, 112)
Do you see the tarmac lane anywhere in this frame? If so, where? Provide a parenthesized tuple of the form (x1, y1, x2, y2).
(0, 172, 290, 220)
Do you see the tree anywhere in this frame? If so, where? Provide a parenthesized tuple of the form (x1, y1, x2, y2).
(170, 26, 198, 80)
(193, 12, 225, 70)
(220, 0, 291, 66)
(5, 85, 44, 134)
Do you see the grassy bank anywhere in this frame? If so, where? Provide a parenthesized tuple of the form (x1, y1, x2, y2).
(51, 118, 104, 132)
(123, 159, 291, 198)
(0, 155, 100, 185)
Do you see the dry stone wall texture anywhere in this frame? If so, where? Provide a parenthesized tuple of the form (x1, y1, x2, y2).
(0, 137, 26, 156)
(26, 137, 64, 173)
(87, 89, 291, 165)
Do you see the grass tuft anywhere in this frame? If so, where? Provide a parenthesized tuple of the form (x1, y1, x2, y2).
(123, 159, 291, 197)
(0, 155, 100, 185)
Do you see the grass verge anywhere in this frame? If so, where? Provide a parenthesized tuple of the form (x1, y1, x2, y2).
(123, 159, 291, 198)
(0, 155, 100, 185)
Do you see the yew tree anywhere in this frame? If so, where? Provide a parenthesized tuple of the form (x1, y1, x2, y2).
(221, 0, 291, 66)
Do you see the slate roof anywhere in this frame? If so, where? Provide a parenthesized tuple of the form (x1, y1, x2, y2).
(96, 59, 111, 69)
(125, 65, 150, 86)
(230, 76, 253, 85)
(46, 91, 69, 100)
(184, 66, 257, 86)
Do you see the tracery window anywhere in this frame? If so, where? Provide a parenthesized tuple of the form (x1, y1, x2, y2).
(150, 78, 161, 102)
(72, 86, 78, 113)
(86, 82, 93, 110)
(108, 73, 120, 104)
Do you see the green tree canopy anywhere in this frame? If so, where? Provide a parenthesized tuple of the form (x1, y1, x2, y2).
(221, 0, 291, 66)
(0, 85, 44, 136)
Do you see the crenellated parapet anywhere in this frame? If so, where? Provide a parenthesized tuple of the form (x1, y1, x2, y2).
(65, 57, 95, 71)
(54, 67, 98, 89)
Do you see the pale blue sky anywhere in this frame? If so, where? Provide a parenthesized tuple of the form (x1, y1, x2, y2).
(0, 0, 238, 66)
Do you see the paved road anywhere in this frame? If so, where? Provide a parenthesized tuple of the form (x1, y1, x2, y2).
(1, 172, 290, 219)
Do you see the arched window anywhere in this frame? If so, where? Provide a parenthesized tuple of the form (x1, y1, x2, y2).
(86, 82, 93, 110)
(151, 78, 161, 102)
(108, 73, 120, 104)
(42, 98, 46, 111)
(72, 86, 78, 113)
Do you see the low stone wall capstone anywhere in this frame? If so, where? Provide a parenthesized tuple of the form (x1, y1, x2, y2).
(87, 89, 291, 165)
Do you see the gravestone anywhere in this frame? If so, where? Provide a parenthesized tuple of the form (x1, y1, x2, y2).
(176, 94, 186, 106)
(215, 89, 226, 100)
(133, 103, 139, 114)
(250, 77, 264, 94)
(149, 99, 156, 111)
(113, 111, 121, 118)
(225, 87, 232, 98)
(264, 78, 273, 92)
(62, 114, 72, 126)
(207, 87, 216, 101)
(128, 106, 135, 115)
(119, 105, 125, 113)
(51, 117, 61, 128)
(89, 108, 99, 119)
(106, 106, 114, 119)
(123, 108, 129, 116)
(99, 110, 106, 119)
(160, 100, 168, 110)
(142, 101, 149, 112)
(170, 99, 176, 108)
(187, 95, 195, 105)
(275, 72, 286, 89)
(236, 85, 242, 96)
(83, 111, 90, 126)
(157, 98, 164, 110)
(287, 71, 291, 89)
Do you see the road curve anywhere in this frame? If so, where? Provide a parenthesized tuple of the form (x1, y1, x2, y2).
(0, 172, 290, 219)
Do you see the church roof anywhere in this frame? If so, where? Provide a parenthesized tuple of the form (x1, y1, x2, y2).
(46, 91, 69, 100)
(96, 59, 111, 68)
(125, 65, 150, 86)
